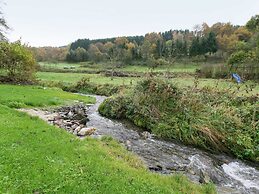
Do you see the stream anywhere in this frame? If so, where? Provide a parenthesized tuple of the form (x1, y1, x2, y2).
(84, 94, 259, 194)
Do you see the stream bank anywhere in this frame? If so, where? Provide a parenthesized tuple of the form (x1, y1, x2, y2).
(20, 94, 259, 194)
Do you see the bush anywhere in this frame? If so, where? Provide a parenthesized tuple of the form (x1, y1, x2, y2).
(98, 95, 128, 119)
(227, 50, 255, 65)
(227, 51, 259, 81)
(53, 77, 125, 96)
(0, 41, 36, 82)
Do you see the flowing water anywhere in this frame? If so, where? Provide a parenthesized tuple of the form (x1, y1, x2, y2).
(84, 94, 259, 194)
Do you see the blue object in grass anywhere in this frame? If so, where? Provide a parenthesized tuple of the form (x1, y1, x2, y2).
(232, 73, 242, 84)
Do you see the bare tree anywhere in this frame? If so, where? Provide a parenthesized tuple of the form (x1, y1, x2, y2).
(193, 24, 202, 37)
(0, 2, 9, 40)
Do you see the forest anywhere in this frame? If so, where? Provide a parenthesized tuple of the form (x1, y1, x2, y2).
(30, 17, 258, 65)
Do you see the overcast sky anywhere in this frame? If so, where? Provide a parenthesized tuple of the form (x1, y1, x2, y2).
(2, 0, 259, 47)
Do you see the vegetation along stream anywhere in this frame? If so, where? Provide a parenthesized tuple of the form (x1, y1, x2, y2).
(83, 94, 259, 194)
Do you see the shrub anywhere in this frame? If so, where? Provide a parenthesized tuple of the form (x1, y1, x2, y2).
(98, 95, 128, 119)
(0, 41, 36, 82)
(62, 77, 123, 96)
(227, 50, 255, 65)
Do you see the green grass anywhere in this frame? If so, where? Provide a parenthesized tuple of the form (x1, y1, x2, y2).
(159, 77, 258, 96)
(39, 62, 199, 73)
(37, 72, 140, 86)
(120, 64, 198, 73)
(0, 84, 215, 193)
(39, 62, 83, 70)
(0, 84, 95, 108)
(172, 78, 259, 96)
(39, 62, 112, 72)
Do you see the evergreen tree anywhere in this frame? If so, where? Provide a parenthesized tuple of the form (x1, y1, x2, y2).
(171, 40, 177, 57)
(206, 32, 218, 54)
(161, 30, 173, 41)
(189, 37, 201, 56)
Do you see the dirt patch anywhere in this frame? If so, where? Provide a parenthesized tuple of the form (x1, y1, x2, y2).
(19, 108, 58, 123)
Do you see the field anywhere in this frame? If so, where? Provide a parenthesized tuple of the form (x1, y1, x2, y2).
(37, 71, 259, 96)
(39, 62, 199, 73)
(37, 72, 139, 86)
(120, 64, 198, 73)
(0, 84, 214, 193)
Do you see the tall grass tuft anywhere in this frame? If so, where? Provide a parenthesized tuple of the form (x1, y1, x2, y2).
(198, 63, 259, 81)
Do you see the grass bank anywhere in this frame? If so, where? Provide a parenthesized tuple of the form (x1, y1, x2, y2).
(99, 78, 259, 162)
(0, 84, 95, 108)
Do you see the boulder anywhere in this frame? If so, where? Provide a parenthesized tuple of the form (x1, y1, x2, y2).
(78, 127, 96, 136)
(73, 126, 82, 133)
(142, 131, 152, 139)
(67, 111, 74, 118)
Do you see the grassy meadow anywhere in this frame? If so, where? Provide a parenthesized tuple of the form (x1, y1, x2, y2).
(120, 64, 198, 73)
(39, 62, 199, 73)
(36, 71, 259, 96)
(0, 84, 95, 108)
(37, 72, 139, 86)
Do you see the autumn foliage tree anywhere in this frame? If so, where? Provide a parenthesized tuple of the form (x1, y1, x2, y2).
(29, 46, 68, 62)
(0, 41, 36, 82)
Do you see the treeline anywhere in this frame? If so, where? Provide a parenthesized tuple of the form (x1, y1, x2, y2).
(65, 18, 257, 64)
(28, 46, 68, 62)
(66, 29, 219, 63)
(30, 15, 259, 69)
